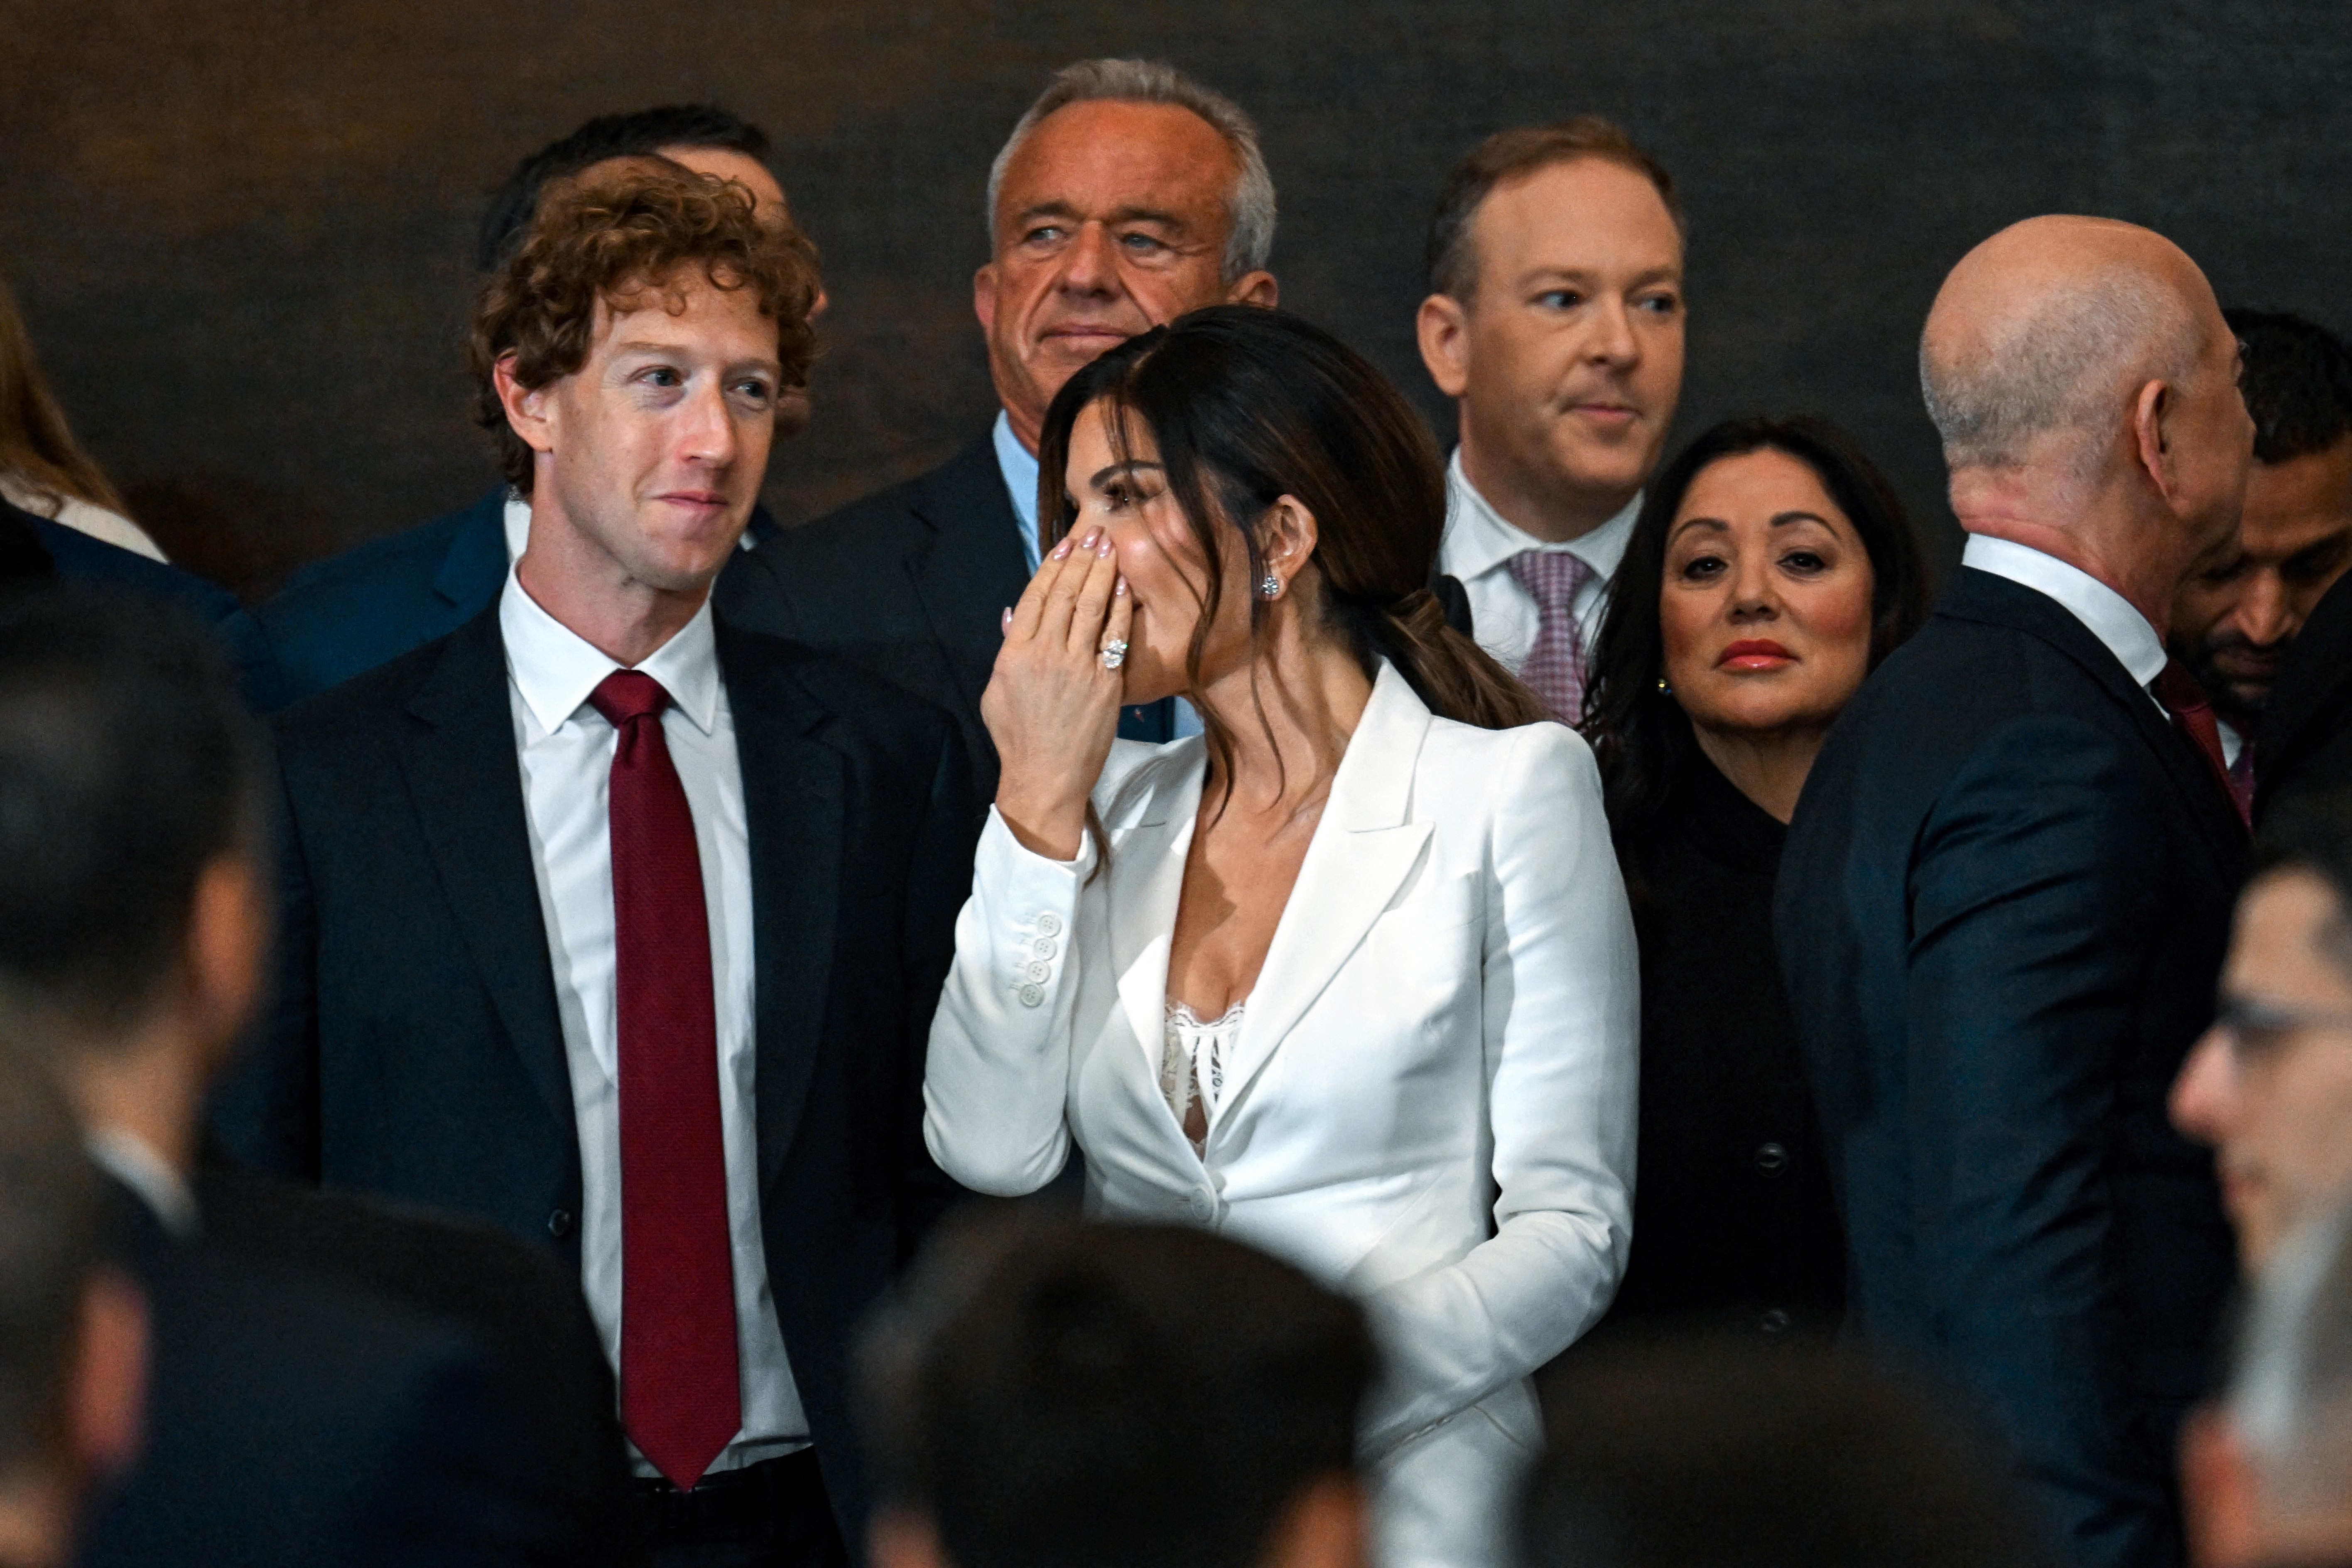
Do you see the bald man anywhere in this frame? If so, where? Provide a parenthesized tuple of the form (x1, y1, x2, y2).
(1774, 217, 2254, 1568)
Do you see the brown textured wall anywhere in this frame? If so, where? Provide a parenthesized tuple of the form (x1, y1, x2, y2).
(2, 1, 2348, 599)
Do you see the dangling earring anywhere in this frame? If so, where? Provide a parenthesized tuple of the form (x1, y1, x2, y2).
(1259, 574, 1283, 600)
(1655, 676, 1673, 695)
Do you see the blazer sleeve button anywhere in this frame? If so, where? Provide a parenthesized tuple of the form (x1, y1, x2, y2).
(547, 1208, 575, 1239)
(1018, 983, 1045, 1008)
(1185, 1189, 1215, 1221)
(1754, 1141, 1790, 1177)
(1036, 913, 1063, 936)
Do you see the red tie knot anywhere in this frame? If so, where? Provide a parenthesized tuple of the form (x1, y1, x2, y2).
(589, 669, 672, 729)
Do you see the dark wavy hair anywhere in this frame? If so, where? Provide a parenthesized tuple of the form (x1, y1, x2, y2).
(466, 162, 820, 493)
(1036, 305, 1547, 807)
(1583, 415, 1932, 840)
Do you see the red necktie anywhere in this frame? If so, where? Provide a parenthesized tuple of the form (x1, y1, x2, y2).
(2153, 660, 2249, 827)
(590, 670, 740, 1490)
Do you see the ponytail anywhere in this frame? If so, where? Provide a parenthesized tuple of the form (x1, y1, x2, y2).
(1342, 587, 1552, 731)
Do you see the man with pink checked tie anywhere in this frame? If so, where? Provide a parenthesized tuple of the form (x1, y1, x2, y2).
(1417, 116, 1687, 725)
(210, 160, 975, 1568)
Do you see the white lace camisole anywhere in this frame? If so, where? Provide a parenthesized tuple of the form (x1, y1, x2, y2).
(1161, 998, 1247, 1157)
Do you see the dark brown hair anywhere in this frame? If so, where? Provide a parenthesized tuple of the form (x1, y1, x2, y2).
(1425, 115, 1681, 300)
(1583, 415, 1932, 844)
(466, 161, 820, 491)
(1037, 304, 1547, 809)
(0, 276, 130, 519)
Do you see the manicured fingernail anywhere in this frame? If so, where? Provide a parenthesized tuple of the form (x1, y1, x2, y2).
(1001, 607, 1012, 631)
(1096, 533, 1115, 556)
(1114, 577, 1128, 596)
(1081, 526, 1103, 548)
(1051, 536, 1074, 558)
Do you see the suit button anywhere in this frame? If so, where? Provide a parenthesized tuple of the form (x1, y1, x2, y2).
(547, 1208, 574, 1239)
(1018, 983, 1045, 1008)
(1185, 1189, 1215, 1221)
(1754, 1141, 1790, 1177)
(1025, 960, 1052, 982)
(1759, 1308, 1791, 1335)
(1036, 914, 1063, 936)
(1032, 936, 1059, 959)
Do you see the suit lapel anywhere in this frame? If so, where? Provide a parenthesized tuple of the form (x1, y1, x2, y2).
(1944, 569, 2246, 868)
(1105, 749, 1207, 1074)
(398, 607, 576, 1137)
(1219, 667, 1435, 1114)
(719, 623, 845, 1195)
(904, 434, 1034, 715)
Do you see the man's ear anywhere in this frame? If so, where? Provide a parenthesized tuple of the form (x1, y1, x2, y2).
(1416, 293, 1472, 401)
(66, 1269, 147, 1485)
(1258, 1477, 1370, 1568)
(870, 1508, 952, 1568)
(974, 263, 1000, 337)
(493, 352, 558, 458)
(1225, 269, 1280, 309)
(2132, 377, 2181, 507)
(183, 852, 269, 1077)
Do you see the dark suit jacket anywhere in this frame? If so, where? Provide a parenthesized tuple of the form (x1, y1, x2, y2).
(233, 486, 781, 712)
(1774, 567, 2243, 1568)
(206, 603, 974, 1548)
(2254, 567, 2352, 824)
(192, 1166, 635, 1566)
(85, 1180, 567, 1568)
(731, 431, 1172, 795)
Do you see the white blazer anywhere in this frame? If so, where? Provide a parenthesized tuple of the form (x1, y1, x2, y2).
(925, 661, 1639, 1568)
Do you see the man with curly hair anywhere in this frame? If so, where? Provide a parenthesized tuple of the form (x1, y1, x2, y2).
(211, 161, 976, 1568)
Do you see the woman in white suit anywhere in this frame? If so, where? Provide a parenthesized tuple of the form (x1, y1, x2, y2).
(924, 307, 1639, 1568)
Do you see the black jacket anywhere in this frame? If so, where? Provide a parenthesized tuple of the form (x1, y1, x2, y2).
(1597, 748, 1844, 1345)
(1774, 567, 2244, 1568)
(2255, 566, 2352, 824)
(84, 1179, 567, 1567)
(206, 603, 975, 1547)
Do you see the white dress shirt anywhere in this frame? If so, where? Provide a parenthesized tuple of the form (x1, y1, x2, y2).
(927, 663, 1639, 1568)
(1437, 451, 1638, 675)
(499, 569, 806, 1475)
(1961, 535, 2169, 714)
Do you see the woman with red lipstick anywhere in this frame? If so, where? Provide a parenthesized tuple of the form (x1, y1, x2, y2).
(1580, 415, 1930, 1346)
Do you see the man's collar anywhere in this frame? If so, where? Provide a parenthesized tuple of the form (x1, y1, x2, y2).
(498, 565, 721, 737)
(992, 409, 1043, 573)
(1444, 449, 1640, 579)
(86, 1128, 198, 1239)
(1961, 533, 2168, 690)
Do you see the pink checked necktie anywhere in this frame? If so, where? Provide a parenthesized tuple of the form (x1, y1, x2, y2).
(589, 670, 741, 1490)
(1508, 550, 1600, 725)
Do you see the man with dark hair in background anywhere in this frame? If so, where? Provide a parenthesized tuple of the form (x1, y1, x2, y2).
(210, 163, 972, 1565)
(0, 584, 608, 1566)
(860, 1217, 1373, 1568)
(1777, 216, 2253, 1568)
(1523, 1345, 2037, 1568)
(731, 57, 1280, 782)
(0, 1045, 144, 1568)
(2168, 309, 2352, 817)
(237, 103, 811, 711)
(1415, 116, 1685, 724)
(2172, 790, 2352, 1271)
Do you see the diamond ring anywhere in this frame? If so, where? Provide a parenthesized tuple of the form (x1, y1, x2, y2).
(1099, 639, 1128, 671)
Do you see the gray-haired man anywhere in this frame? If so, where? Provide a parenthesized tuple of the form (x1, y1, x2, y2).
(735, 59, 1278, 778)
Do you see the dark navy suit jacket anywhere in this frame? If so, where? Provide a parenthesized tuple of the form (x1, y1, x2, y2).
(1775, 567, 2244, 1568)
(233, 486, 782, 712)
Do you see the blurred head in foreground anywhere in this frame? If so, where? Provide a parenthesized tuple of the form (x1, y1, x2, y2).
(861, 1214, 1373, 1568)
(1525, 1341, 2040, 1568)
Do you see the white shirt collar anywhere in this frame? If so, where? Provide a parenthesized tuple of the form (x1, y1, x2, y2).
(498, 566, 721, 738)
(1960, 534, 2169, 690)
(992, 410, 1044, 574)
(1442, 449, 1639, 582)
(86, 1127, 199, 1239)
(503, 491, 532, 564)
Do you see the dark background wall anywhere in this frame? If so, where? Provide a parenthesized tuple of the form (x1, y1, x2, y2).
(3, 1, 2347, 601)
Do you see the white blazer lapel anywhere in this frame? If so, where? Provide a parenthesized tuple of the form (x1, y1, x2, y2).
(1219, 664, 1434, 1113)
(1105, 744, 1207, 1071)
